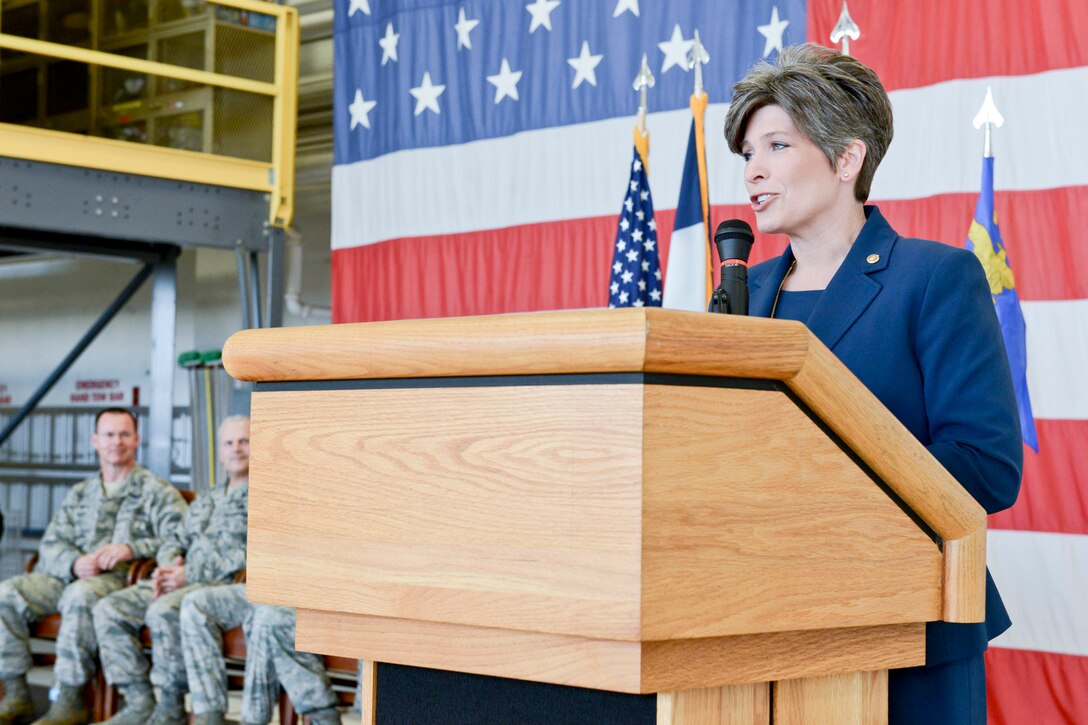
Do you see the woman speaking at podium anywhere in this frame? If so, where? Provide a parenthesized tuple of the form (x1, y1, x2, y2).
(722, 44, 1022, 725)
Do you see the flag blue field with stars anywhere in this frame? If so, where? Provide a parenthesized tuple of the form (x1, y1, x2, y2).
(334, 0, 806, 166)
(609, 145, 661, 307)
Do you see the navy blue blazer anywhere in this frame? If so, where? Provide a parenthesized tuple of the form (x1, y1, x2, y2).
(749, 206, 1023, 665)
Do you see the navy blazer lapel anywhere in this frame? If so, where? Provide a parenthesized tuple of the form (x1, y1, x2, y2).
(805, 207, 897, 350)
(749, 252, 796, 318)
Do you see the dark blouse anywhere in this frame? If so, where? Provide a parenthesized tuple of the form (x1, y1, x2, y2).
(771, 289, 823, 324)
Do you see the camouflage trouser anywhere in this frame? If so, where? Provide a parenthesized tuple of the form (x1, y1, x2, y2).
(241, 604, 336, 724)
(93, 580, 205, 691)
(0, 571, 125, 685)
(180, 583, 249, 715)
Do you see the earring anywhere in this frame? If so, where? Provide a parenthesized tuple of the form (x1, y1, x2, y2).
(842, 172, 850, 179)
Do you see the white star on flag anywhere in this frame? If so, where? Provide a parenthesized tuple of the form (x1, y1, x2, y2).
(620, 218, 630, 231)
(526, 0, 560, 33)
(631, 229, 643, 242)
(626, 249, 639, 262)
(758, 6, 790, 57)
(348, 0, 370, 16)
(643, 239, 655, 251)
(454, 8, 480, 50)
(650, 289, 662, 302)
(658, 24, 693, 74)
(348, 89, 377, 130)
(613, 262, 622, 274)
(410, 72, 446, 116)
(633, 158, 642, 172)
(621, 271, 633, 284)
(624, 198, 633, 212)
(612, 0, 639, 18)
(568, 41, 603, 88)
(487, 59, 522, 104)
(619, 291, 630, 304)
(379, 23, 399, 65)
(616, 239, 626, 251)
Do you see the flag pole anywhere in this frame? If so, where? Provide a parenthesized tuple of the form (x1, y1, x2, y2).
(973, 86, 1004, 158)
(687, 30, 712, 303)
(632, 54, 655, 167)
(830, 1, 860, 55)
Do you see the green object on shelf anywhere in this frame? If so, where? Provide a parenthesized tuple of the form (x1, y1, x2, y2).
(178, 350, 202, 367)
(200, 349, 223, 365)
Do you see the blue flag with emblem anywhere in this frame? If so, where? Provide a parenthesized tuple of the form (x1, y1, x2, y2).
(965, 155, 1038, 452)
(609, 135, 661, 308)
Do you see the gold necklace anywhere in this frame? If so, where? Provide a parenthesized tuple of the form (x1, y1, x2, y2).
(769, 259, 797, 319)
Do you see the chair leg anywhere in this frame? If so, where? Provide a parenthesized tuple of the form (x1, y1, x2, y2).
(278, 688, 299, 725)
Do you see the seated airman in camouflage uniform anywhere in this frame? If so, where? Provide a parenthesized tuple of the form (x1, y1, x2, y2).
(92, 415, 251, 725)
(180, 585, 341, 725)
(0, 408, 187, 725)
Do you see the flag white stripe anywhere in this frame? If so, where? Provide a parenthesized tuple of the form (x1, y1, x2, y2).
(662, 222, 708, 311)
(1023, 299, 1088, 420)
(333, 66, 1088, 250)
(988, 529, 1088, 656)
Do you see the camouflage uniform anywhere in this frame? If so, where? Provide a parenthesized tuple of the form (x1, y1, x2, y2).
(241, 604, 337, 724)
(93, 483, 248, 692)
(0, 466, 186, 686)
(180, 585, 337, 722)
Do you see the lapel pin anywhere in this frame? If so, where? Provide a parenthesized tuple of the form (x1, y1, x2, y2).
(866, 253, 880, 264)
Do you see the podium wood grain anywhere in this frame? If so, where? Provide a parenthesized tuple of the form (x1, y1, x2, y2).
(248, 383, 940, 647)
(227, 308, 986, 623)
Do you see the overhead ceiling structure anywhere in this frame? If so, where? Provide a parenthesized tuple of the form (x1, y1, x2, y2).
(0, 0, 300, 476)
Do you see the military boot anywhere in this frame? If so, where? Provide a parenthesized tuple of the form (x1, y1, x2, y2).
(0, 676, 36, 725)
(305, 706, 343, 725)
(147, 688, 186, 725)
(29, 685, 88, 725)
(100, 681, 153, 725)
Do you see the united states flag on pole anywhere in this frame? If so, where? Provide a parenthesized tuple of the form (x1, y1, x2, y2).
(334, 1, 1088, 720)
(608, 139, 661, 308)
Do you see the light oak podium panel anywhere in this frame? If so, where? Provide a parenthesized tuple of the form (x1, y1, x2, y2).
(224, 309, 987, 724)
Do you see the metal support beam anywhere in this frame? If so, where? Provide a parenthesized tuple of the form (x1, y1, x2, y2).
(248, 250, 263, 329)
(235, 242, 253, 330)
(265, 227, 285, 328)
(0, 262, 154, 448)
(146, 256, 178, 478)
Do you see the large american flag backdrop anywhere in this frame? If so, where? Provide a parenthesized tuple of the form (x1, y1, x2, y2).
(332, 1, 1087, 721)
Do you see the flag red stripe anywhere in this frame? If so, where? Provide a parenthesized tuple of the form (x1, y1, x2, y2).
(989, 419, 1088, 536)
(714, 188, 1088, 302)
(333, 188, 1086, 322)
(805, 1, 1088, 91)
(331, 213, 678, 323)
(985, 648, 1088, 724)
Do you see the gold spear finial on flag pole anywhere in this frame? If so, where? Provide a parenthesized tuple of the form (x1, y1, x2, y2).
(973, 86, 1005, 159)
(688, 29, 710, 97)
(633, 53, 655, 138)
(830, 1, 860, 56)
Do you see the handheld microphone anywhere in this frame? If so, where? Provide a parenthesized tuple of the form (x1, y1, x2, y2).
(708, 219, 755, 315)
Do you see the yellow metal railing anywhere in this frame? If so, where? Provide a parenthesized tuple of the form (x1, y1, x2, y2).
(0, 0, 299, 227)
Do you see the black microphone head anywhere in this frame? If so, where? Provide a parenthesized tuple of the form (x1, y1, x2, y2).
(714, 219, 754, 263)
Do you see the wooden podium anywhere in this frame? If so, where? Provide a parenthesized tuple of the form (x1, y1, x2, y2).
(222, 308, 986, 724)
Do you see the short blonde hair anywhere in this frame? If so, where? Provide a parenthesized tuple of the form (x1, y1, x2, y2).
(723, 44, 893, 202)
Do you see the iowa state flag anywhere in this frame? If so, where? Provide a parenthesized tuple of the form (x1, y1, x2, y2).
(333, 2, 1088, 721)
